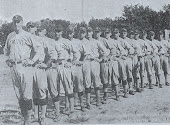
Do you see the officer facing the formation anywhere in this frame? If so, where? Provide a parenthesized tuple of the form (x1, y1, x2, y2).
(4, 15, 43, 125)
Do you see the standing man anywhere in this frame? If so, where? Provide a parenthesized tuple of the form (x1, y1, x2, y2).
(93, 27, 110, 104)
(104, 28, 120, 101)
(158, 31, 170, 86)
(66, 26, 85, 111)
(113, 28, 128, 98)
(148, 31, 164, 88)
(141, 30, 154, 89)
(4, 15, 42, 125)
(53, 25, 74, 115)
(120, 28, 136, 94)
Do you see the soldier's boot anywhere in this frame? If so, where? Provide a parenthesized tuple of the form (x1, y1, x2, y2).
(63, 95, 70, 115)
(158, 74, 162, 88)
(114, 85, 120, 101)
(39, 105, 47, 125)
(86, 92, 91, 109)
(53, 101, 60, 119)
(74, 92, 79, 107)
(128, 78, 135, 95)
(78, 91, 85, 112)
(164, 72, 170, 86)
(123, 80, 128, 98)
(102, 84, 109, 104)
(69, 96, 74, 114)
(95, 87, 101, 107)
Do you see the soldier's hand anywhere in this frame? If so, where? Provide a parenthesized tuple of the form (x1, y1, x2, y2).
(22, 59, 34, 67)
(64, 62, 72, 68)
(6, 59, 14, 67)
(37, 63, 48, 69)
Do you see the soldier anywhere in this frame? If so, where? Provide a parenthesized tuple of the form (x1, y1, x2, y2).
(134, 30, 146, 90)
(141, 30, 155, 89)
(120, 28, 136, 94)
(4, 15, 42, 125)
(53, 25, 74, 115)
(113, 28, 128, 98)
(93, 27, 110, 104)
(66, 26, 85, 111)
(82, 27, 106, 107)
(26, 22, 48, 125)
(104, 28, 120, 101)
(148, 31, 164, 88)
(158, 31, 170, 86)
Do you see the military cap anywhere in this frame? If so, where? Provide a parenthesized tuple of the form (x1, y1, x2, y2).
(129, 30, 134, 35)
(113, 28, 119, 33)
(149, 31, 155, 36)
(121, 28, 127, 32)
(26, 21, 37, 28)
(87, 27, 93, 32)
(79, 27, 86, 33)
(55, 25, 63, 32)
(12, 15, 23, 23)
(134, 30, 140, 35)
(94, 27, 101, 32)
(105, 28, 111, 33)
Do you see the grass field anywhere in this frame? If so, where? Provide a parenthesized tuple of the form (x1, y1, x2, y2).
(0, 55, 170, 125)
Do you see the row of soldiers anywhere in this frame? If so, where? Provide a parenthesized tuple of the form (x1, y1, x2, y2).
(3, 15, 170, 125)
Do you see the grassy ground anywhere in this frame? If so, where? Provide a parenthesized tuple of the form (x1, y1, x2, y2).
(0, 55, 170, 125)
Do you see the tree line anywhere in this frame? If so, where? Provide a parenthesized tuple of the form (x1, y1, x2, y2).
(1, 4, 170, 49)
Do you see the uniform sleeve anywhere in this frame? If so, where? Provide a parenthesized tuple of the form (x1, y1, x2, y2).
(97, 40, 110, 56)
(125, 40, 134, 55)
(3, 35, 11, 56)
(30, 35, 45, 63)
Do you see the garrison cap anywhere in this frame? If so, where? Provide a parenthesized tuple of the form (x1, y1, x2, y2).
(87, 27, 93, 32)
(113, 28, 119, 33)
(12, 15, 23, 23)
(149, 31, 155, 36)
(121, 28, 127, 32)
(55, 25, 63, 32)
(26, 21, 37, 28)
(105, 28, 111, 33)
(79, 27, 86, 33)
(134, 30, 140, 35)
(94, 27, 101, 32)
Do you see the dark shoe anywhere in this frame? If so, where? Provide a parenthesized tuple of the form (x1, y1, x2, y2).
(53, 114, 61, 122)
(102, 98, 107, 104)
(159, 84, 162, 88)
(155, 82, 158, 86)
(39, 117, 47, 125)
(62, 108, 70, 115)
(136, 88, 142, 93)
(123, 93, 128, 98)
(86, 104, 91, 109)
(115, 96, 120, 101)
(81, 106, 86, 112)
(129, 90, 135, 95)
(149, 85, 153, 89)
(166, 82, 170, 86)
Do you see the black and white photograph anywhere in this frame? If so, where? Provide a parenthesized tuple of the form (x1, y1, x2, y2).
(1, 0, 170, 125)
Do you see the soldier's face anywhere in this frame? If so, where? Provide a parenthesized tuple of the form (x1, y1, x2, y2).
(130, 34, 134, 39)
(80, 32, 86, 39)
(122, 32, 127, 38)
(13, 21, 23, 31)
(142, 34, 147, 39)
(28, 27, 37, 34)
(105, 32, 111, 38)
(68, 32, 74, 39)
(38, 29, 46, 37)
(150, 35, 155, 40)
(134, 34, 139, 39)
(159, 34, 164, 40)
(114, 32, 120, 38)
(95, 31, 101, 38)
(87, 31, 93, 38)
(56, 31, 63, 38)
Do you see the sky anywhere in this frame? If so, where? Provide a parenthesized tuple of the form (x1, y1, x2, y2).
(0, 0, 169, 24)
